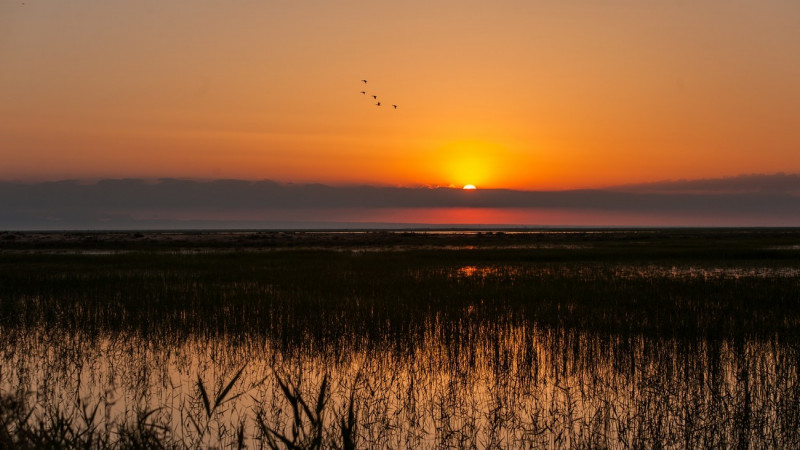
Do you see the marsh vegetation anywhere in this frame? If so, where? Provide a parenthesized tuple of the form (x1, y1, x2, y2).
(1, 229, 799, 448)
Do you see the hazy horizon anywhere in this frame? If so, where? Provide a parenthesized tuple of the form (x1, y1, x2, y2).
(2, 172, 799, 230)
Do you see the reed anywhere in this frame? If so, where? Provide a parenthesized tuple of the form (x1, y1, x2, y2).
(1, 229, 799, 448)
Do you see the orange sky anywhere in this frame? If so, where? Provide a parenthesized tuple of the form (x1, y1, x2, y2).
(2, 0, 799, 189)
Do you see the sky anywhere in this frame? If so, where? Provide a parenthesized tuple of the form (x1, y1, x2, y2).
(2, 1, 799, 227)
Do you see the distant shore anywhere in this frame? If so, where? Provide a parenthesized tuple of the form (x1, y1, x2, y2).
(2, 228, 800, 253)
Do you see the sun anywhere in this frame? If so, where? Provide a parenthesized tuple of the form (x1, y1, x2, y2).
(437, 139, 502, 189)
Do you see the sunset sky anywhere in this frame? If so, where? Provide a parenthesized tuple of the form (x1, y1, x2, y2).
(2, 0, 799, 191)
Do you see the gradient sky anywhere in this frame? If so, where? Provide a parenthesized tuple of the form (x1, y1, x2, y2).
(2, 0, 799, 189)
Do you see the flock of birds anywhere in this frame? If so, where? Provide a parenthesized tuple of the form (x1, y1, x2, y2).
(360, 79, 397, 109)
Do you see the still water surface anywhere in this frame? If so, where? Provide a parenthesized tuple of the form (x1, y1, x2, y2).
(2, 311, 798, 447)
(1, 243, 799, 448)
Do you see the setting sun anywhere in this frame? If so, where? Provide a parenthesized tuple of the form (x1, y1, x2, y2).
(463, 184, 477, 190)
(436, 140, 503, 188)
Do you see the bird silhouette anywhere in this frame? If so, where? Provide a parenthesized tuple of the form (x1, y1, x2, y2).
(376, 102, 381, 106)
(372, 95, 377, 99)
(361, 80, 368, 83)
(392, 105, 397, 109)
(360, 91, 366, 95)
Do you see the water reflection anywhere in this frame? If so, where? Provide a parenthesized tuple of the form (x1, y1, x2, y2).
(449, 264, 800, 281)
(3, 238, 799, 448)
(456, 265, 501, 278)
(2, 322, 797, 448)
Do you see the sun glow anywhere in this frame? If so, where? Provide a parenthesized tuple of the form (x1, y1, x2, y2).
(463, 184, 477, 190)
(438, 140, 502, 188)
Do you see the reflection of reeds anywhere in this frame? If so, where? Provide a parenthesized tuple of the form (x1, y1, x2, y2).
(0, 389, 172, 448)
(256, 370, 328, 449)
(2, 231, 800, 447)
(186, 365, 246, 447)
(2, 331, 800, 448)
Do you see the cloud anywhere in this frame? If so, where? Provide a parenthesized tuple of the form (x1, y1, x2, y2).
(609, 173, 800, 195)
(1, 174, 799, 229)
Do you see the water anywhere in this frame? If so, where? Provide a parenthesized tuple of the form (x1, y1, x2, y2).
(2, 322, 797, 448)
(2, 231, 800, 448)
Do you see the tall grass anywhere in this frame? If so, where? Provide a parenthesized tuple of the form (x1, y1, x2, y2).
(2, 326, 799, 448)
(1, 230, 799, 447)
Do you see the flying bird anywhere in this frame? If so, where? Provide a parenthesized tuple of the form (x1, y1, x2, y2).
(357, 79, 399, 111)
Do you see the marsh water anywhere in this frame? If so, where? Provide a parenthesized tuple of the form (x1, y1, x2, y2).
(1, 230, 800, 448)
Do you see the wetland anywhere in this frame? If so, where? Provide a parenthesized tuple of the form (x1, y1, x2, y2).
(1, 229, 800, 448)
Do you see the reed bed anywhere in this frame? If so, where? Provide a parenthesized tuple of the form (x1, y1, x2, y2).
(2, 326, 799, 448)
(1, 230, 799, 448)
